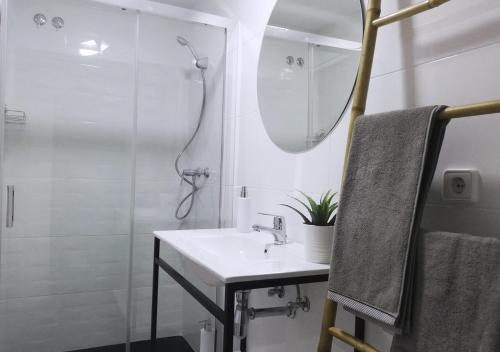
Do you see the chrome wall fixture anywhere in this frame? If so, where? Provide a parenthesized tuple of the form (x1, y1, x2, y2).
(6, 185, 14, 228)
(4, 106, 27, 124)
(33, 14, 64, 30)
(268, 286, 285, 298)
(33, 13, 47, 27)
(285, 55, 304, 67)
(51, 16, 64, 29)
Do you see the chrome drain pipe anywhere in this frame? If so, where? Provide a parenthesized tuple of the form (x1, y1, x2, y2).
(234, 290, 251, 339)
(249, 304, 294, 319)
(249, 294, 310, 320)
(234, 285, 311, 338)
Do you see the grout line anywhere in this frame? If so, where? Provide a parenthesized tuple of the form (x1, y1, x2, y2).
(0, 284, 181, 304)
(372, 38, 500, 80)
(426, 202, 500, 212)
(2, 233, 132, 239)
(229, 185, 324, 194)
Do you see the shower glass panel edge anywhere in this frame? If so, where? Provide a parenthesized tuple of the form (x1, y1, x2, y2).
(125, 9, 141, 352)
(0, 0, 8, 239)
(132, 11, 227, 350)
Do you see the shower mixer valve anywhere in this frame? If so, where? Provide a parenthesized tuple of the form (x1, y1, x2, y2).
(181, 168, 210, 178)
(175, 167, 210, 220)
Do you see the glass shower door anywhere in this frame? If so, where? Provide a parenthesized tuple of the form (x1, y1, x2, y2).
(130, 12, 226, 349)
(0, 0, 136, 351)
(0, 1, 227, 351)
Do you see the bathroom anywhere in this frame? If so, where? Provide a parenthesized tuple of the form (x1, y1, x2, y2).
(0, 0, 498, 351)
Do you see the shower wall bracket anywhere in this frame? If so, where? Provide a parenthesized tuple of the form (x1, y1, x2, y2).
(4, 106, 27, 124)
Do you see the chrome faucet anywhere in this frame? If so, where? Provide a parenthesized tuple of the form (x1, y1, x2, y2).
(252, 213, 287, 245)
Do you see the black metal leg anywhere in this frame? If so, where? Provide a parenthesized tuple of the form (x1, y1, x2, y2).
(354, 317, 365, 352)
(150, 238, 160, 352)
(222, 285, 235, 352)
(240, 337, 247, 352)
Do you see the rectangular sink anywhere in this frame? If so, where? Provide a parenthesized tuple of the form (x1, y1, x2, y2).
(154, 228, 329, 286)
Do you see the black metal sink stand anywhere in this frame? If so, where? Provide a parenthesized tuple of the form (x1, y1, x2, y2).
(150, 237, 365, 352)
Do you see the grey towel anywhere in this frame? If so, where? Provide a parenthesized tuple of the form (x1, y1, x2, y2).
(328, 106, 448, 331)
(391, 231, 500, 352)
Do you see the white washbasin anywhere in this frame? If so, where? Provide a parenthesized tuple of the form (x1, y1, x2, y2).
(194, 235, 267, 261)
(153, 228, 329, 286)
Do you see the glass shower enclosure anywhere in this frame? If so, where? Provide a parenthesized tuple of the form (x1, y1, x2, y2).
(0, 0, 227, 350)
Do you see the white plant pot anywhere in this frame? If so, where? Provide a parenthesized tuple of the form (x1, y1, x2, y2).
(302, 224, 334, 264)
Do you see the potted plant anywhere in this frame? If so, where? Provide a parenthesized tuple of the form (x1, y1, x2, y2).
(281, 190, 338, 264)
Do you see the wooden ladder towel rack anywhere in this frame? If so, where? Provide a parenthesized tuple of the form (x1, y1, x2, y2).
(318, 0, 500, 351)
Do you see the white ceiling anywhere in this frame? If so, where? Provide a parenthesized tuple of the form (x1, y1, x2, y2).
(269, 0, 363, 39)
(149, 0, 235, 18)
(148, 0, 363, 40)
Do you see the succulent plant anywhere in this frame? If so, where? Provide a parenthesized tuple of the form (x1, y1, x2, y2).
(280, 190, 338, 226)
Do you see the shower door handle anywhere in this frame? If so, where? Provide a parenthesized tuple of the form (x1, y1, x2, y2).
(6, 185, 14, 228)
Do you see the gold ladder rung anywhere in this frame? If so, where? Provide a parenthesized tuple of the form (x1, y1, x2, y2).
(328, 327, 380, 352)
(372, 0, 450, 27)
(439, 99, 500, 120)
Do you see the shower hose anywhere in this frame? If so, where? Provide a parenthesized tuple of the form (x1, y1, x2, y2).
(174, 68, 208, 220)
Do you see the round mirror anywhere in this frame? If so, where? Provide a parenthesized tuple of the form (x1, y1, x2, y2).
(257, 0, 364, 153)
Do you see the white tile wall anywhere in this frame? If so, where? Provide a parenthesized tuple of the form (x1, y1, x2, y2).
(218, 0, 500, 351)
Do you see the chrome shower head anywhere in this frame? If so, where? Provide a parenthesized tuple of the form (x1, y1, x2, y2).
(176, 36, 208, 70)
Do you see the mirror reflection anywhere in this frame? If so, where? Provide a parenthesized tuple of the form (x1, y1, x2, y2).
(258, 0, 364, 152)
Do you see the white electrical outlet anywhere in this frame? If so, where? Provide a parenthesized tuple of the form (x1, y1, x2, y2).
(442, 169, 479, 202)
